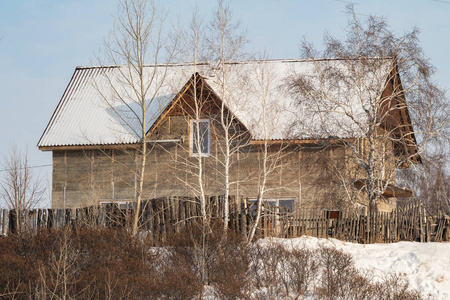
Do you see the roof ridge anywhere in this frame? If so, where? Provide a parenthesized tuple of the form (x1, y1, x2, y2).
(75, 57, 394, 70)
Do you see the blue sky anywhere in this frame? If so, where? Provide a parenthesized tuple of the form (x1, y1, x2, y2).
(0, 0, 449, 207)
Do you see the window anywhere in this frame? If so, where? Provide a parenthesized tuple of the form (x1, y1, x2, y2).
(249, 198, 295, 215)
(248, 198, 295, 230)
(190, 119, 210, 157)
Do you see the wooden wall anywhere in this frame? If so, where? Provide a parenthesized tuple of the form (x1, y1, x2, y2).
(51, 135, 369, 212)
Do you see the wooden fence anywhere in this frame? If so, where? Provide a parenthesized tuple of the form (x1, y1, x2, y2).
(285, 202, 449, 243)
(1, 197, 448, 244)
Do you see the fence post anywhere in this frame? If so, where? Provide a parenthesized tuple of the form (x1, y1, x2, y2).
(326, 211, 331, 239)
(9, 210, 17, 235)
(2, 210, 8, 235)
(419, 204, 425, 243)
(240, 201, 247, 237)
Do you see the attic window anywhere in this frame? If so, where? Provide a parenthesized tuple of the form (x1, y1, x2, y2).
(190, 119, 210, 157)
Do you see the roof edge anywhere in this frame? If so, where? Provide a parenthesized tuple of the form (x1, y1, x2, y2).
(74, 57, 396, 70)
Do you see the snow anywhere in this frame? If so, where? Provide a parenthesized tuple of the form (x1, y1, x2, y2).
(205, 58, 392, 141)
(271, 236, 450, 299)
(39, 58, 393, 147)
(38, 65, 192, 147)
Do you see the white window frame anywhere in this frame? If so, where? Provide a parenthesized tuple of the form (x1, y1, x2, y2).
(190, 119, 210, 157)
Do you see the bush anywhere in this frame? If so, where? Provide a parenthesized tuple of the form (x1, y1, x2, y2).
(0, 228, 425, 300)
(247, 241, 424, 300)
(372, 274, 424, 300)
(0, 228, 180, 299)
(165, 220, 252, 299)
(248, 242, 319, 299)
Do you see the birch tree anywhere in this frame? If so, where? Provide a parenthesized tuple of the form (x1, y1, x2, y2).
(289, 6, 448, 212)
(207, 0, 247, 231)
(399, 156, 450, 214)
(174, 10, 210, 226)
(172, 16, 212, 287)
(246, 60, 290, 242)
(97, 0, 178, 236)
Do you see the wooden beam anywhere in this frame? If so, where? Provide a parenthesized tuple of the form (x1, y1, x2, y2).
(392, 63, 422, 164)
(249, 138, 356, 145)
(353, 179, 413, 198)
(149, 75, 195, 133)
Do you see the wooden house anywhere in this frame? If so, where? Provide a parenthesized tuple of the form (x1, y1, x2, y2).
(38, 59, 419, 212)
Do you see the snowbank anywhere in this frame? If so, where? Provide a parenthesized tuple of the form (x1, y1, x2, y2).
(271, 236, 450, 299)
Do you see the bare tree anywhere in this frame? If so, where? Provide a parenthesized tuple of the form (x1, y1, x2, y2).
(95, 0, 178, 236)
(36, 228, 79, 299)
(1, 145, 44, 210)
(246, 60, 291, 242)
(207, 0, 248, 231)
(289, 6, 448, 212)
(1, 145, 45, 233)
(399, 156, 450, 214)
(173, 9, 211, 227)
(398, 116, 450, 213)
(169, 13, 214, 288)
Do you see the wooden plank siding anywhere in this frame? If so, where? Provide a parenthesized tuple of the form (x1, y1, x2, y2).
(50, 136, 400, 212)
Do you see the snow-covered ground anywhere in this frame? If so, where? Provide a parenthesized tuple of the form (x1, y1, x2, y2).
(273, 237, 450, 299)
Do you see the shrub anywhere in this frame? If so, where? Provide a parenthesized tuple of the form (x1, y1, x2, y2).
(0, 228, 160, 299)
(249, 242, 319, 299)
(165, 220, 251, 299)
(0, 228, 426, 300)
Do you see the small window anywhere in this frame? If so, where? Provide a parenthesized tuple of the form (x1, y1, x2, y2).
(190, 119, 210, 157)
(248, 198, 295, 229)
(279, 199, 295, 215)
(248, 198, 295, 215)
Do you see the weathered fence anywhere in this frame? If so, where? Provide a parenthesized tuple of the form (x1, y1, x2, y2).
(1, 198, 448, 244)
(285, 201, 449, 243)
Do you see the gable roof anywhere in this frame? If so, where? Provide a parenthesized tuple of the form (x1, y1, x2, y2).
(205, 58, 394, 141)
(38, 64, 195, 147)
(38, 58, 402, 148)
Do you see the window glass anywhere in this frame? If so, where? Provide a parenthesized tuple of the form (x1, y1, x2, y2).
(279, 199, 294, 213)
(191, 119, 210, 157)
(248, 198, 295, 215)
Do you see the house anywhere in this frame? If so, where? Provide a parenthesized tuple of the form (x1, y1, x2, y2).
(38, 58, 419, 212)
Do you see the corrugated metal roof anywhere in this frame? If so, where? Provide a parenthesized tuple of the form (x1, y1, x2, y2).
(205, 58, 392, 140)
(38, 64, 200, 147)
(38, 58, 393, 148)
